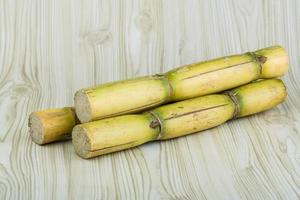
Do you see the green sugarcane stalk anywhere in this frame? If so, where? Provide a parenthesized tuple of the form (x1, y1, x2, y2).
(72, 79, 287, 158)
(74, 45, 288, 123)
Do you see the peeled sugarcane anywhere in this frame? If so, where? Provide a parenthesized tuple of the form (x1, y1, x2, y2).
(75, 45, 288, 123)
(72, 79, 287, 159)
(28, 107, 78, 144)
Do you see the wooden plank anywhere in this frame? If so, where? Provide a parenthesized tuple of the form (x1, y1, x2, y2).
(0, 0, 299, 199)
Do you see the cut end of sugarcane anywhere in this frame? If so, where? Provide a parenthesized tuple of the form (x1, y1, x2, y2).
(28, 113, 45, 145)
(74, 90, 92, 123)
(72, 125, 92, 159)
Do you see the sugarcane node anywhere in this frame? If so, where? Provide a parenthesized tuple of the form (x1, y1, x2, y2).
(147, 111, 164, 139)
(165, 79, 174, 101)
(154, 73, 174, 101)
(224, 91, 240, 118)
(257, 55, 267, 64)
(153, 73, 164, 79)
(150, 119, 160, 128)
(247, 51, 265, 74)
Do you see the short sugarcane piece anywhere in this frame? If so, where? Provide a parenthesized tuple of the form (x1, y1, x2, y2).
(72, 79, 287, 159)
(28, 107, 78, 144)
(74, 45, 288, 123)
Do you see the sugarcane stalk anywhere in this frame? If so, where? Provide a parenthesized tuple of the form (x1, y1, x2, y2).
(28, 107, 78, 144)
(72, 79, 287, 158)
(74, 45, 288, 123)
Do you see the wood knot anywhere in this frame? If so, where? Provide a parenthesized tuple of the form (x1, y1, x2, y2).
(84, 29, 111, 45)
(135, 11, 152, 33)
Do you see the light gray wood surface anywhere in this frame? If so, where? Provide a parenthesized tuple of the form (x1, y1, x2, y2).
(0, 0, 299, 199)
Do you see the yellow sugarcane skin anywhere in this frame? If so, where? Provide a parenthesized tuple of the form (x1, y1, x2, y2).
(167, 53, 261, 100)
(77, 114, 157, 157)
(233, 79, 287, 117)
(75, 46, 288, 122)
(72, 79, 287, 158)
(33, 107, 77, 143)
(151, 95, 235, 139)
(82, 75, 170, 120)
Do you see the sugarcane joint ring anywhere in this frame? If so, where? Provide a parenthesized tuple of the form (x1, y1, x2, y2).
(224, 91, 240, 119)
(248, 52, 268, 74)
(147, 111, 164, 140)
(154, 74, 174, 101)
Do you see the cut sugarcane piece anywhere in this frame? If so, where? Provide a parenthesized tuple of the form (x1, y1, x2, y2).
(75, 75, 171, 123)
(29, 107, 78, 144)
(74, 45, 288, 123)
(72, 79, 287, 158)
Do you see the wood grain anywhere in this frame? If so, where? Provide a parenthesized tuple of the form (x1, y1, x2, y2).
(0, 0, 300, 199)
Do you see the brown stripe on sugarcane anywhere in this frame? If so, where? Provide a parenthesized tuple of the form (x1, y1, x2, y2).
(182, 53, 267, 80)
(182, 61, 252, 80)
(164, 104, 229, 120)
(94, 100, 164, 119)
(89, 140, 139, 152)
(148, 103, 229, 140)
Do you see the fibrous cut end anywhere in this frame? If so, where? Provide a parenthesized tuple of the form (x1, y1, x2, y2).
(72, 125, 92, 159)
(74, 90, 92, 123)
(28, 113, 45, 145)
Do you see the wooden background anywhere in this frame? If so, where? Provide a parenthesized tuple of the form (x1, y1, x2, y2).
(0, 0, 299, 199)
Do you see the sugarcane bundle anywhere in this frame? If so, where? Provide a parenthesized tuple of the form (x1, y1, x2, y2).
(28, 45, 288, 145)
(75, 45, 288, 123)
(72, 79, 287, 158)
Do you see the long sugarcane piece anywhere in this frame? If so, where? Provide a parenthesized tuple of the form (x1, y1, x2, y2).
(72, 79, 287, 158)
(74, 45, 288, 123)
(28, 107, 78, 144)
